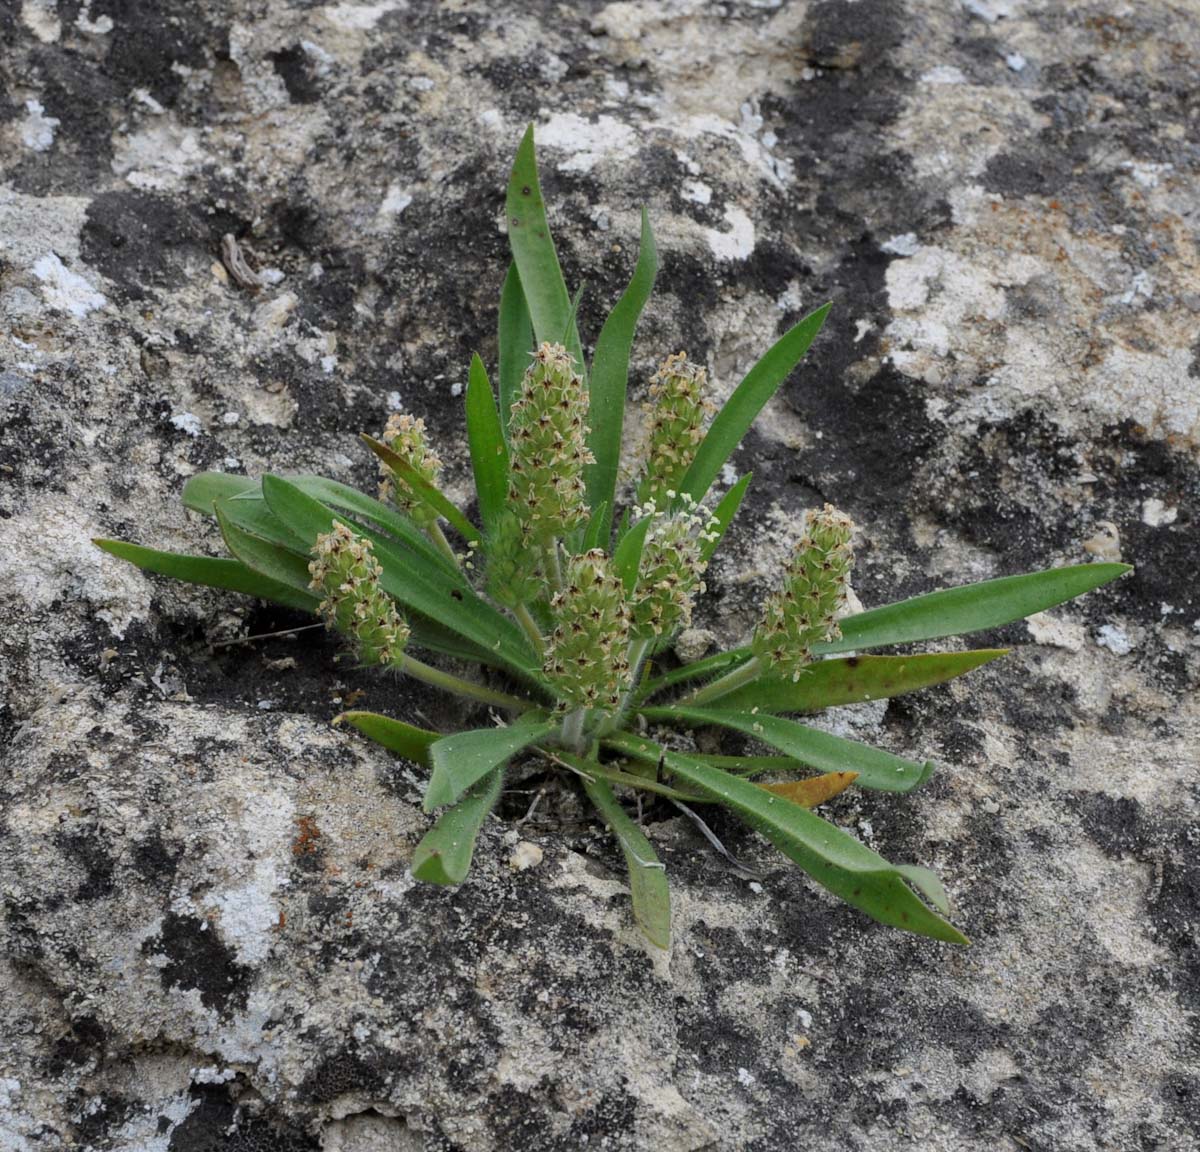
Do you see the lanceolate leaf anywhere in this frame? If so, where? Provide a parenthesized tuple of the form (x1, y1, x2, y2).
(182, 472, 258, 513)
(609, 734, 967, 944)
(424, 713, 555, 810)
(215, 504, 315, 595)
(260, 475, 541, 674)
(612, 516, 652, 594)
(585, 208, 658, 539)
(361, 435, 480, 544)
(506, 125, 585, 378)
(498, 262, 533, 445)
(334, 711, 440, 766)
(819, 564, 1132, 655)
(715, 651, 1007, 713)
(93, 539, 319, 612)
(701, 473, 752, 563)
(465, 354, 509, 533)
(582, 775, 671, 948)
(411, 768, 505, 884)
(638, 705, 932, 793)
(679, 302, 831, 505)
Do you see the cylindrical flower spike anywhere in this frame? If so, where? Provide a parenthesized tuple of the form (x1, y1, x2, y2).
(629, 496, 719, 640)
(378, 412, 442, 526)
(752, 504, 854, 681)
(635, 352, 713, 512)
(545, 549, 633, 713)
(507, 342, 594, 542)
(485, 508, 543, 609)
(309, 522, 410, 666)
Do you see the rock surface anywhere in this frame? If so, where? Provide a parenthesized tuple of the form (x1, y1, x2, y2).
(2, 1, 1198, 1149)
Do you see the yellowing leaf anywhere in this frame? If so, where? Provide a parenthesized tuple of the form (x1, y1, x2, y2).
(759, 771, 858, 808)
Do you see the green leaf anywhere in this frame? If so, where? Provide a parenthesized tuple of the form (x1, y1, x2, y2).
(505, 125, 585, 379)
(715, 651, 1007, 713)
(701, 472, 751, 563)
(581, 500, 611, 552)
(680, 302, 830, 505)
(612, 516, 652, 594)
(424, 713, 554, 810)
(93, 539, 320, 612)
(182, 472, 258, 513)
(582, 775, 671, 949)
(215, 503, 316, 595)
(212, 491, 309, 552)
(287, 476, 460, 578)
(465, 353, 509, 533)
(411, 767, 505, 885)
(585, 207, 658, 539)
(334, 711, 440, 766)
(609, 733, 967, 944)
(498, 261, 533, 446)
(638, 647, 754, 702)
(819, 563, 1133, 655)
(361, 435, 480, 544)
(638, 705, 932, 793)
(260, 475, 541, 674)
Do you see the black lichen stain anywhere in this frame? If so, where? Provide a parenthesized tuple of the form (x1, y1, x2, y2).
(81, 190, 211, 300)
(269, 45, 323, 105)
(142, 911, 252, 1014)
(55, 825, 117, 901)
(168, 1083, 319, 1152)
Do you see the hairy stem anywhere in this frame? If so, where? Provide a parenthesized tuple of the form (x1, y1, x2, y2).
(428, 522, 460, 568)
(399, 654, 529, 712)
(678, 655, 762, 707)
(597, 637, 651, 738)
(513, 602, 544, 652)
(561, 707, 587, 752)
(543, 539, 564, 593)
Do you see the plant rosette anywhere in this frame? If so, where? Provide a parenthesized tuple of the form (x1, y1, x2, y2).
(97, 127, 1131, 951)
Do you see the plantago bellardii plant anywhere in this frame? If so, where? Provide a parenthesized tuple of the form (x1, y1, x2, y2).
(97, 128, 1130, 949)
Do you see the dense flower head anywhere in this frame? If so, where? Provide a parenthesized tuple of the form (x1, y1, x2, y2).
(378, 412, 442, 526)
(309, 521, 410, 666)
(629, 496, 719, 640)
(635, 352, 713, 512)
(545, 548, 632, 712)
(507, 343, 594, 541)
(484, 508, 543, 608)
(752, 504, 854, 681)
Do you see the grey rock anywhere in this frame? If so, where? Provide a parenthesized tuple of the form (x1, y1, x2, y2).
(1, 1, 1198, 1150)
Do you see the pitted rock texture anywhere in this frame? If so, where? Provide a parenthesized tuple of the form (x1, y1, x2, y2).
(2, 2, 1198, 1150)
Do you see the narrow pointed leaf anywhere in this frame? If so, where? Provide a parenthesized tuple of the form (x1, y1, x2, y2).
(716, 651, 1007, 713)
(361, 435, 480, 544)
(424, 713, 554, 810)
(582, 500, 611, 552)
(465, 353, 509, 533)
(582, 775, 671, 949)
(760, 771, 858, 808)
(215, 504, 315, 595)
(819, 564, 1133, 655)
(498, 261, 533, 445)
(701, 472, 751, 563)
(335, 711, 439, 766)
(505, 125, 585, 378)
(613, 516, 652, 594)
(639, 706, 932, 793)
(411, 768, 505, 884)
(93, 539, 319, 612)
(679, 302, 830, 505)
(585, 207, 658, 538)
(608, 734, 967, 944)
(182, 472, 259, 513)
